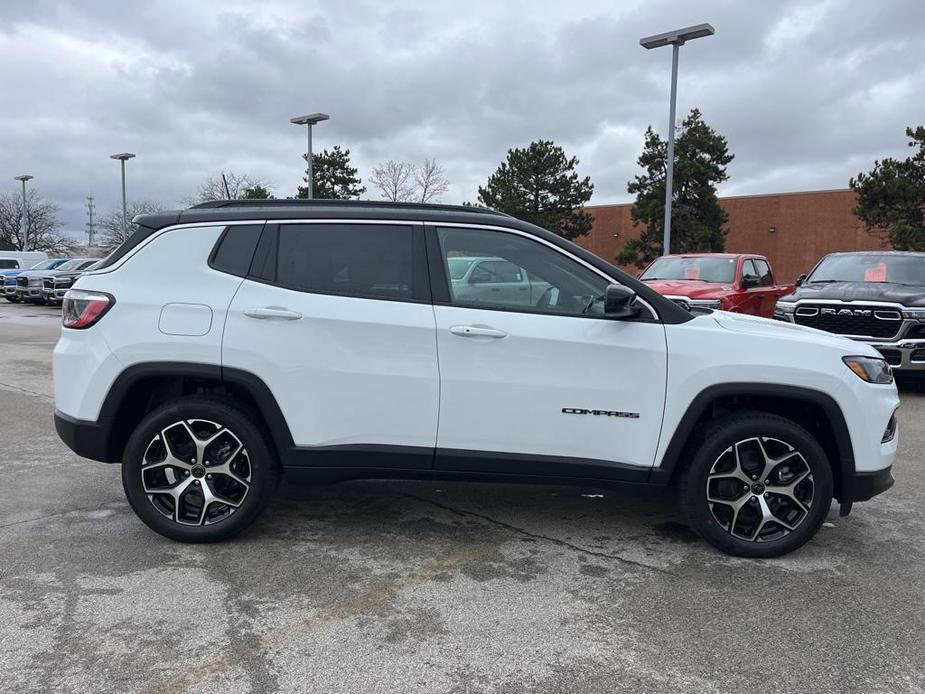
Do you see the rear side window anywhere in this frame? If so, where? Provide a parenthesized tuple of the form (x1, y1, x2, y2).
(210, 224, 264, 277)
(273, 224, 416, 301)
(0, 259, 18, 269)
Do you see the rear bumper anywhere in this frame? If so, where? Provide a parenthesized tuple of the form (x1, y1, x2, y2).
(54, 410, 118, 463)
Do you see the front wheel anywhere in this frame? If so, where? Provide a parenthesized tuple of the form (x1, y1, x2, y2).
(5, 295, 20, 303)
(122, 397, 280, 542)
(680, 412, 833, 558)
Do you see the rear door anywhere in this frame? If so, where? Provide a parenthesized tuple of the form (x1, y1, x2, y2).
(429, 224, 668, 477)
(750, 258, 777, 316)
(222, 221, 439, 467)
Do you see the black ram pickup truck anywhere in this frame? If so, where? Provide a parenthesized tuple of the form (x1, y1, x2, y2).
(774, 251, 925, 372)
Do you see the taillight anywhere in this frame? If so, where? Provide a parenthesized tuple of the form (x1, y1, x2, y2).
(62, 289, 115, 329)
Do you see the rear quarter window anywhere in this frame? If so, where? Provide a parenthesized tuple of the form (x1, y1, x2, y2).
(209, 224, 265, 277)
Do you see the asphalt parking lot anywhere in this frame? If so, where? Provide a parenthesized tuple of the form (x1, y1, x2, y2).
(1, 300, 924, 693)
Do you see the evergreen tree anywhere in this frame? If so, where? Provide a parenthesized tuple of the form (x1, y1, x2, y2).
(297, 146, 366, 200)
(477, 140, 594, 239)
(618, 109, 733, 267)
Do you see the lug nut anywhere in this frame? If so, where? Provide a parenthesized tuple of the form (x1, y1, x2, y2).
(750, 497, 758, 503)
(184, 470, 190, 476)
(206, 474, 213, 480)
(194, 480, 200, 485)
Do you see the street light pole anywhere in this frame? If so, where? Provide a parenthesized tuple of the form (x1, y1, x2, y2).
(110, 153, 136, 239)
(13, 175, 33, 250)
(640, 23, 715, 255)
(290, 113, 330, 199)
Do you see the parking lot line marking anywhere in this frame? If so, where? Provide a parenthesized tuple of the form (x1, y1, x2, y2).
(147, 536, 508, 694)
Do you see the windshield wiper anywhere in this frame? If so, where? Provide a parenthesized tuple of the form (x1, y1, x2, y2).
(806, 280, 839, 284)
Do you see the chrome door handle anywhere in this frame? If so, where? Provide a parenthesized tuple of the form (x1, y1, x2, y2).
(449, 325, 507, 338)
(244, 307, 303, 320)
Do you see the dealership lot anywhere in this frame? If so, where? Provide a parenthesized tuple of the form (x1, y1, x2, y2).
(2, 300, 925, 693)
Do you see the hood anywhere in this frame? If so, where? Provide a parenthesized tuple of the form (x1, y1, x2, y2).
(14, 270, 52, 280)
(708, 310, 879, 356)
(783, 281, 925, 307)
(642, 279, 732, 299)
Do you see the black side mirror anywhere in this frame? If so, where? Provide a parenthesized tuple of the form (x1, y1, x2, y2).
(604, 284, 642, 320)
(469, 270, 491, 285)
(795, 274, 807, 287)
(741, 274, 760, 288)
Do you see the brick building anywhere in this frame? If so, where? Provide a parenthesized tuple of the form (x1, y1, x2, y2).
(577, 188, 890, 283)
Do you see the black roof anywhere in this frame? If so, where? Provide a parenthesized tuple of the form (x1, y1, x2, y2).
(120, 199, 691, 324)
(134, 199, 510, 232)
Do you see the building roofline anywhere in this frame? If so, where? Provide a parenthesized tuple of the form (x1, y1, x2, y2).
(582, 187, 853, 210)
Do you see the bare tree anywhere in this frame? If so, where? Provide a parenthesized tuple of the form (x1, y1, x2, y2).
(371, 160, 415, 202)
(98, 200, 165, 248)
(188, 171, 270, 204)
(414, 158, 450, 203)
(0, 189, 68, 252)
(371, 159, 450, 203)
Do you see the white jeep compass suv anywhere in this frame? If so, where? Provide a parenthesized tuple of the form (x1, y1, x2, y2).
(53, 200, 899, 557)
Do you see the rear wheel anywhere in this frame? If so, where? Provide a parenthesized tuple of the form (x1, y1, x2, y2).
(122, 397, 279, 542)
(680, 412, 833, 558)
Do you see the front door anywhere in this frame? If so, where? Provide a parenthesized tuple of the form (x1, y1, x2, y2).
(430, 224, 668, 478)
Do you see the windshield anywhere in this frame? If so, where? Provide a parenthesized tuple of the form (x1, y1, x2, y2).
(29, 259, 63, 271)
(55, 259, 87, 272)
(640, 256, 736, 283)
(808, 254, 925, 285)
(447, 258, 475, 280)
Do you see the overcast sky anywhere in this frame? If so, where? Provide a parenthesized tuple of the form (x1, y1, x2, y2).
(2, 0, 923, 237)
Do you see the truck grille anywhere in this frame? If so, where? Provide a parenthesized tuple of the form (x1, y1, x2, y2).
(16, 276, 27, 288)
(793, 303, 903, 339)
(43, 277, 55, 290)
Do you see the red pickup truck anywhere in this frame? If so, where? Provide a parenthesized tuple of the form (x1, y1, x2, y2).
(637, 253, 794, 317)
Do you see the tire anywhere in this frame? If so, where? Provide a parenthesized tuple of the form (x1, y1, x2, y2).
(121, 397, 280, 542)
(679, 411, 834, 558)
(6, 296, 20, 303)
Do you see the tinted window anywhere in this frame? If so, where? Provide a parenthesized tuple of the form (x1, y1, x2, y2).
(0, 259, 18, 269)
(211, 225, 264, 277)
(437, 227, 611, 316)
(276, 224, 415, 300)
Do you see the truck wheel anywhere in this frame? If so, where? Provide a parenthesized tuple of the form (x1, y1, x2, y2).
(121, 397, 280, 543)
(680, 412, 833, 558)
(6, 296, 20, 303)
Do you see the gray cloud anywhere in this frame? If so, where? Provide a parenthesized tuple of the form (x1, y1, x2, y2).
(1, 0, 923, 237)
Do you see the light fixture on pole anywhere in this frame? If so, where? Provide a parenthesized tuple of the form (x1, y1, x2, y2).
(110, 152, 136, 240)
(13, 175, 34, 249)
(640, 23, 715, 255)
(290, 113, 330, 199)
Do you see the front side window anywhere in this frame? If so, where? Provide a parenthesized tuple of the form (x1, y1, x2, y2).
(752, 259, 773, 286)
(275, 223, 416, 300)
(437, 226, 611, 316)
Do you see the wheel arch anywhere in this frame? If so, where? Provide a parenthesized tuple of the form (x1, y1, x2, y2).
(95, 362, 294, 464)
(651, 383, 854, 499)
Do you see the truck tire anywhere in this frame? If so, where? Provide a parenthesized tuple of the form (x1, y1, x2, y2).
(680, 411, 834, 558)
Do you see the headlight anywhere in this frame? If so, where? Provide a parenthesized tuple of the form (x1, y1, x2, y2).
(775, 301, 796, 315)
(843, 356, 893, 384)
(902, 308, 925, 320)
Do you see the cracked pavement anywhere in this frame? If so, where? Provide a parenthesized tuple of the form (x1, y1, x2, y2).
(2, 300, 925, 693)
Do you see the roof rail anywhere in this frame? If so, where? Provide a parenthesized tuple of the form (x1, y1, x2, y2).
(187, 199, 508, 216)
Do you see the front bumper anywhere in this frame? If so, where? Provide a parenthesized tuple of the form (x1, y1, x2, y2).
(3, 284, 17, 297)
(16, 285, 44, 301)
(42, 288, 66, 303)
(841, 465, 894, 503)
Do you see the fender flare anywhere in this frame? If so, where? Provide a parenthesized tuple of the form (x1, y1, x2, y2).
(94, 362, 294, 462)
(649, 382, 855, 496)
